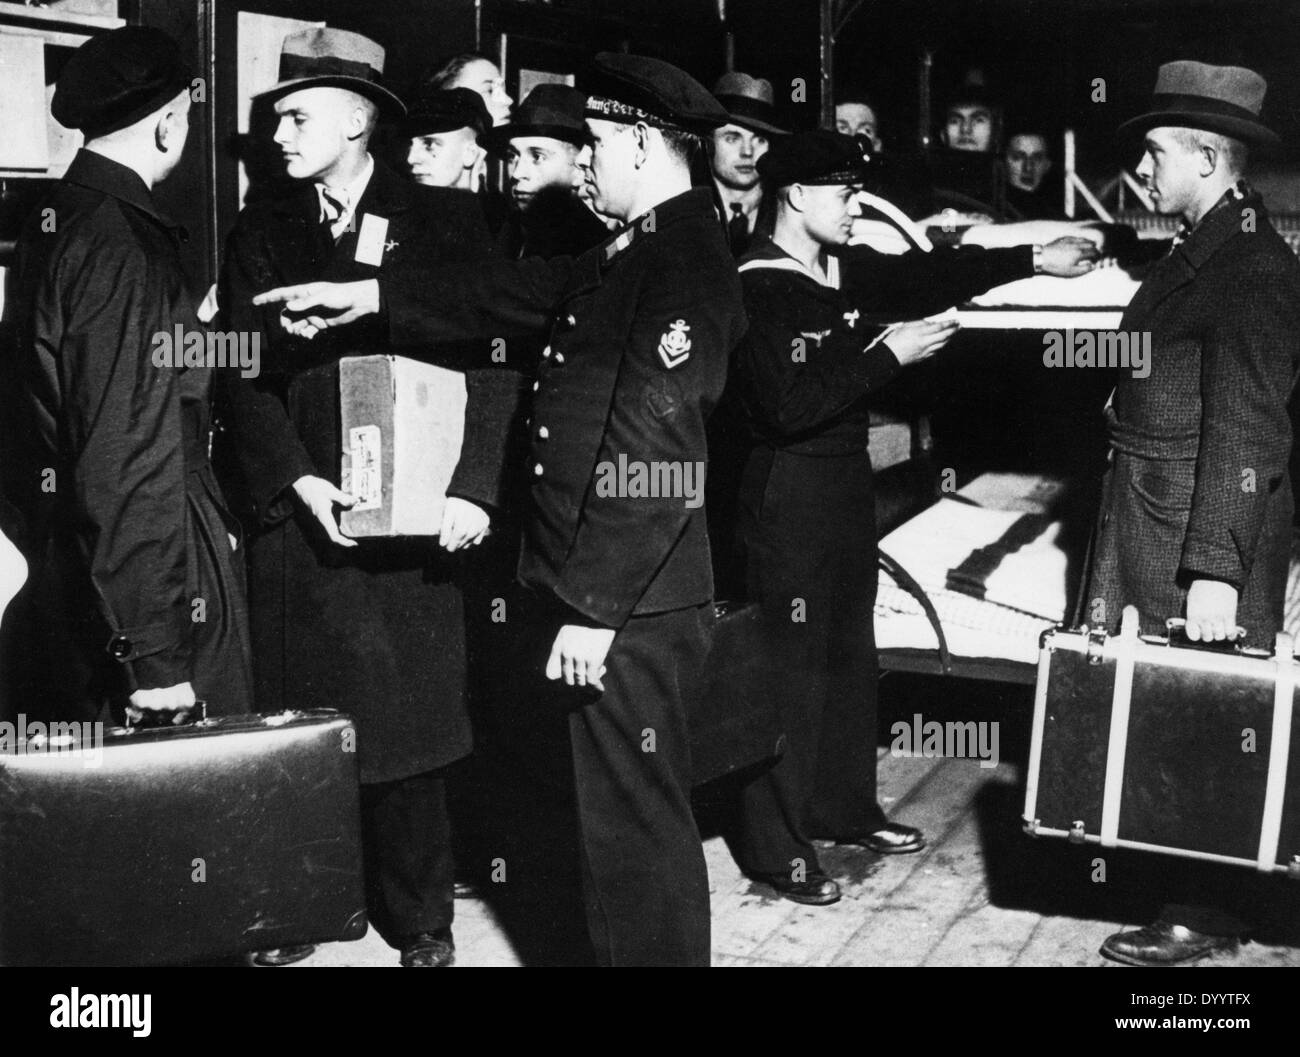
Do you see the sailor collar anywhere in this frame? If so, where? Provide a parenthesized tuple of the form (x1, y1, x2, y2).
(737, 241, 841, 289)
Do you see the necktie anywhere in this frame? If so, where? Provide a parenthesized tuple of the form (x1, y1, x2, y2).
(727, 202, 750, 256)
(320, 187, 351, 240)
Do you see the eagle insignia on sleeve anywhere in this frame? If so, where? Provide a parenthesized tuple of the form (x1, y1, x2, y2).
(658, 319, 692, 369)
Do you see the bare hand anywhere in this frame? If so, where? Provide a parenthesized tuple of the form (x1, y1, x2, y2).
(1184, 579, 1240, 642)
(292, 474, 358, 548)
(252, 279, 380, 338)
(439, 497, 491, 552)
(545, 624, 616, 691)
(881, 317, 961, 367)
(127, 681, 196, 724)
(1039, 236, 1100, 277)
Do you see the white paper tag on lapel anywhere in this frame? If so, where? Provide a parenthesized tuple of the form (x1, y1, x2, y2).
(354, 214, 389, 267)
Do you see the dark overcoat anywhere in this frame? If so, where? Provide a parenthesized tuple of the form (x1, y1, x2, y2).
(218, 159, 508, 783)
(1087, 188, 1300, 647)
(11, 150, 253, 722)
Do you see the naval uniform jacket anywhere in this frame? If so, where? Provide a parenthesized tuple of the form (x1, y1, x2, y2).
(386, 186, 748, 628)
(1087, 187, 1300, 646)
(11, 150, 253, 717)
(730, 237, 1035, 453)
(219, 159, 499, 782)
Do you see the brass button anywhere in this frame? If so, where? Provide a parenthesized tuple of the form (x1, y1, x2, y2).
(532, 381, 540, 392)
(537, 425, 550, 440)
(541, 345, 552, 359)
(533, 463, 544, 477)
(553, 352, 565, 365)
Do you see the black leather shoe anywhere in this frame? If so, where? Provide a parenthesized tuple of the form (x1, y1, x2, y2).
(751, 870, 842, 906)
(400, 928, 456, 967)
(842, 823, 926, 855)
(1100, 923, 1240, 966)
(251, 944, 316, 967)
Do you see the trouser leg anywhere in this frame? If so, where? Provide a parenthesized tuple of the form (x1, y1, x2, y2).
(360, 768, 455, 945)
(567, 605, 712, 967)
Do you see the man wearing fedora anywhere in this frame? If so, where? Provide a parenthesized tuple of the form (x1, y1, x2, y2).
(250, 52, 747, 966)
(484, 83, 610, 260)
(217, 27, 502, 967)
(11, 27, 254, 727)
(1086, 61, 1300, 966)
(710, 72, 788, 258)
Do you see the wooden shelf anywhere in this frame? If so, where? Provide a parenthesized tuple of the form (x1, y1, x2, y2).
(0, 2, 122, 32)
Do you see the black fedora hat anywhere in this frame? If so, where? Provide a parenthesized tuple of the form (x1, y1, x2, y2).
(402, 87, 491, 139)
(1118, 61, 1278, 145)
(713, 72, 789, 137)
(254, 27, 405, 119)
(483, 84, 589, 154)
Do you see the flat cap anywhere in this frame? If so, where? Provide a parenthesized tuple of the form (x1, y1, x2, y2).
(758, 130, 874, 188)
(53, 26, 192, 138)
(582, 52, 729, 135)
(403, 87, 492, 139)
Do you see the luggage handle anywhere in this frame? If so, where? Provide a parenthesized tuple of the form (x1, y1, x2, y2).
(1163, 618, 1247, 653)
(124, 698, 209, 730)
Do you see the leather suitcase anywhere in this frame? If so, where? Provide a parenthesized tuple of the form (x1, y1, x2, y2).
(0, 709, 368, 966)
(691, 602, 786, 786)
(1024, 605, 1300, 875)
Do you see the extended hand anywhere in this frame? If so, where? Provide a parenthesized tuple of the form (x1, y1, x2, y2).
(439, 497, 491, 552)
(545, 624, 616, 691)
(882, 317, 961, 367)
(1039, 236, 1100, 277)
(127, 681, 196, 724)
(292, 474, 358, 548)
(252, 279, 380, 339)
(1184, 579, 1240, 642)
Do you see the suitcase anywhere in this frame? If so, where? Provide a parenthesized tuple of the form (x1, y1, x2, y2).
(0, 708, 368, 966)
(691, 602, 786, 786)
(338, 354, 466, 537)
(1024, 605, 1300, 875)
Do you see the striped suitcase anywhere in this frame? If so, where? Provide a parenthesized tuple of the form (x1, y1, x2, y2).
(1024, 605, 1300, 875)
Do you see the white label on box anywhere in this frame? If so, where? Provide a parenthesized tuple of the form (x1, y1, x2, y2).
(348, 425, 382, 510)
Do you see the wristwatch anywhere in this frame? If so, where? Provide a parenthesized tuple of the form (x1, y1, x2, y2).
(1032, 243, 1045, 274)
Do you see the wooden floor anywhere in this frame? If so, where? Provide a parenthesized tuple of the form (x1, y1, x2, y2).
(287, 673, 1300, 968)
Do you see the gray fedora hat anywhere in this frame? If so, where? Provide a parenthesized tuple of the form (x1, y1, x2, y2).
(1117, 60, 1277, 145)
(712, 72, 789, 137)
(254, 27, 405, 119)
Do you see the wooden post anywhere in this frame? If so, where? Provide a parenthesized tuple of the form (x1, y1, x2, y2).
(820, 0, 834, 129)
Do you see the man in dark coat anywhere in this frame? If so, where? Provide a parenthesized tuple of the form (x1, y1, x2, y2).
(726, 131, 1098, 905)
(708, 72, 787, 258)
(251, 53, 748, 966)
(11, 27, 252, 726)
(218, 28, 498, 968)
(483, 84, 611, 261)
(1088, 62, 1300, 966)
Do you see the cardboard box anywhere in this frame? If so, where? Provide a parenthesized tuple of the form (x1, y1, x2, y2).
(339, 355, 466, 537)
